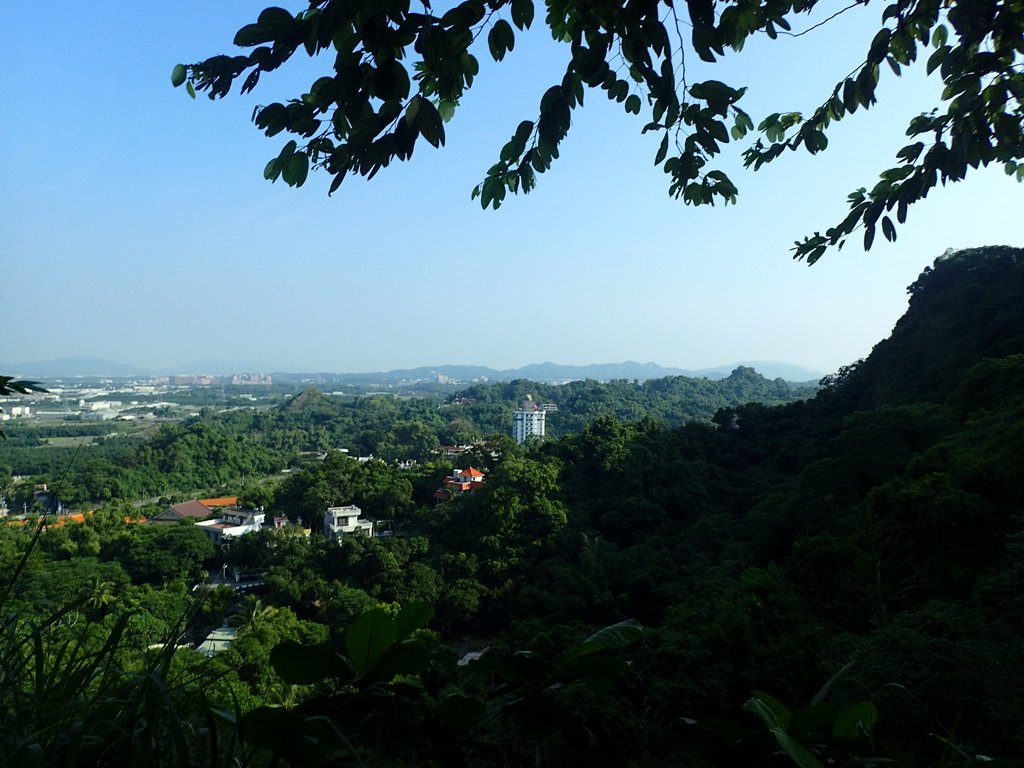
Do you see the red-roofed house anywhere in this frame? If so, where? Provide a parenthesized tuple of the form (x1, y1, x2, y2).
(148, 500, 213, 525)
(435, 467, 486, 503)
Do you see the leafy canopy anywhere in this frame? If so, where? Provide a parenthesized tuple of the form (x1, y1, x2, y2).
(175, 0, 1024, 262)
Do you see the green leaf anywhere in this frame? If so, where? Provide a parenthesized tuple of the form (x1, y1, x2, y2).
(437, 693, 486, 731)
(488, 19, 515, 62)
(927, 45, 951, 75)
(394, 602, 434, 641)
(868, 29, 891, 64)
(282, 152, 309, 187)
(511, 0, 535, 30)
(833, 701, 878, 740)
(567, 619, 643, 658)
(655, 134, 669, 165)
(171, 64, 187, 88)
(345, 608, 396, 676)
(625, 94, 641, 114)
(513, 119, 534, 147)
(744, 692, 792, 730)
(881, 215, 897, 242)
(369, 640, 431, 681)
(185, 81, 196, 99)
(437, 100, 457, 122)
(234, 7, 295, 46)
(745, 695, 824, 768)
(0, 378, 46, 396)
(554, 654, 628, 692)
(239, 706, 306, 751)
(772, 729, 825, 768)
(415, 99, 445, 147)
(270, 640, 349, 685)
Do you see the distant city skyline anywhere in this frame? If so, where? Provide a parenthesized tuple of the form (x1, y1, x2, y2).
(3, 4, 1021, 379)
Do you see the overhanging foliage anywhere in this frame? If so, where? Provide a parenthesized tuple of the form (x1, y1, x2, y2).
(176, 0, 1023, 261)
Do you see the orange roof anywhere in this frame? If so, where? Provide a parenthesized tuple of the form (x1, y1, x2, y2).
(198, 496, 239, 507)
(46, 513, 88, 528)
(5, 512, 88, 528)
(455, 467, 484, 478)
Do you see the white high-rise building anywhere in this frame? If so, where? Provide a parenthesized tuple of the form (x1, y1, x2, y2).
(512, 398, 546, 444)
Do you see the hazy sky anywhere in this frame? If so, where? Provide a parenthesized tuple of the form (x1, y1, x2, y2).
(3, 3, 1021, 375)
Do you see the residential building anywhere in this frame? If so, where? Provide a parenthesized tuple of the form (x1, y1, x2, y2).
(433, 466, 486, 503)
(195, 508, 265, 545)
(512, 398, 546, 443)
(323, 505, 374, 539)
(148, 499, 212, 524)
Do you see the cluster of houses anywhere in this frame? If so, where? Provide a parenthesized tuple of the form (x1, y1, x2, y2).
(149, 497, 271, 544)
(153, 465, 488, 546)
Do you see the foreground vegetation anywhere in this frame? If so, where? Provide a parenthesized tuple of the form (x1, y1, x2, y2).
(2, 247, 1023, 766)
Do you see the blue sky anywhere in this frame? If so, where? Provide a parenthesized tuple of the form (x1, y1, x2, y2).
(2, 3, 1021, 375)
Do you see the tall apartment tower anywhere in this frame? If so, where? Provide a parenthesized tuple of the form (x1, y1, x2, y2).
(512, 397, 546, 444)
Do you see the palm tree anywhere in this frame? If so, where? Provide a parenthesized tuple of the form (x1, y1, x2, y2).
(82, 575, 116, 616)
(227, 595, 277, 633)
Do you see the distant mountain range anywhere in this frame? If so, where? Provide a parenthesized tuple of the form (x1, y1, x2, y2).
(0, 357, 825, 384)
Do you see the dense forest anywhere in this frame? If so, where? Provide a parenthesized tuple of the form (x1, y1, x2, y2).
(1, 247, 1022, 766)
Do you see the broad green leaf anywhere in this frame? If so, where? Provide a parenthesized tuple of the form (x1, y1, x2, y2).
(771, 728, 825, 768)
(239, 706, 305, 751)
(258, 7, 295, 29)
(171, 64, 187, 87)
(868, 29, 891, 64)
(744, 692, 791, 730)
(394, 602, 434, 641)
(655, 134, 669, 165)
(833, 701, 878, 740)
(511, 0, 535, 30)
(369, 640, 431, 681)
(882, 215, 897, 242)
(437, 100, 456, 122)
(788, 703, 839, 739)
(488, 20, 515, 62)
(270, 640, 349, 685)
(345, 608, 396, 676)
(554, 654, 628, 692)
(437, 693, 486, 731)
(282, 152, 308, 187)
(567, 619, 643, 658)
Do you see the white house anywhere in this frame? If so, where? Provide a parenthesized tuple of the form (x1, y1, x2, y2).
(196, 508, 265, 545)
(324, 505, 374, 539)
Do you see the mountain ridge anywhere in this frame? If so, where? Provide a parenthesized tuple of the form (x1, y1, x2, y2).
(0, 358, 824, 384)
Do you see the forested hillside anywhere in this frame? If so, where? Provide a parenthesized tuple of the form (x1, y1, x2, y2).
(1, 247, 1022, 766)
(444, 368, 815, 436)
(1, 366, 812, 508)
